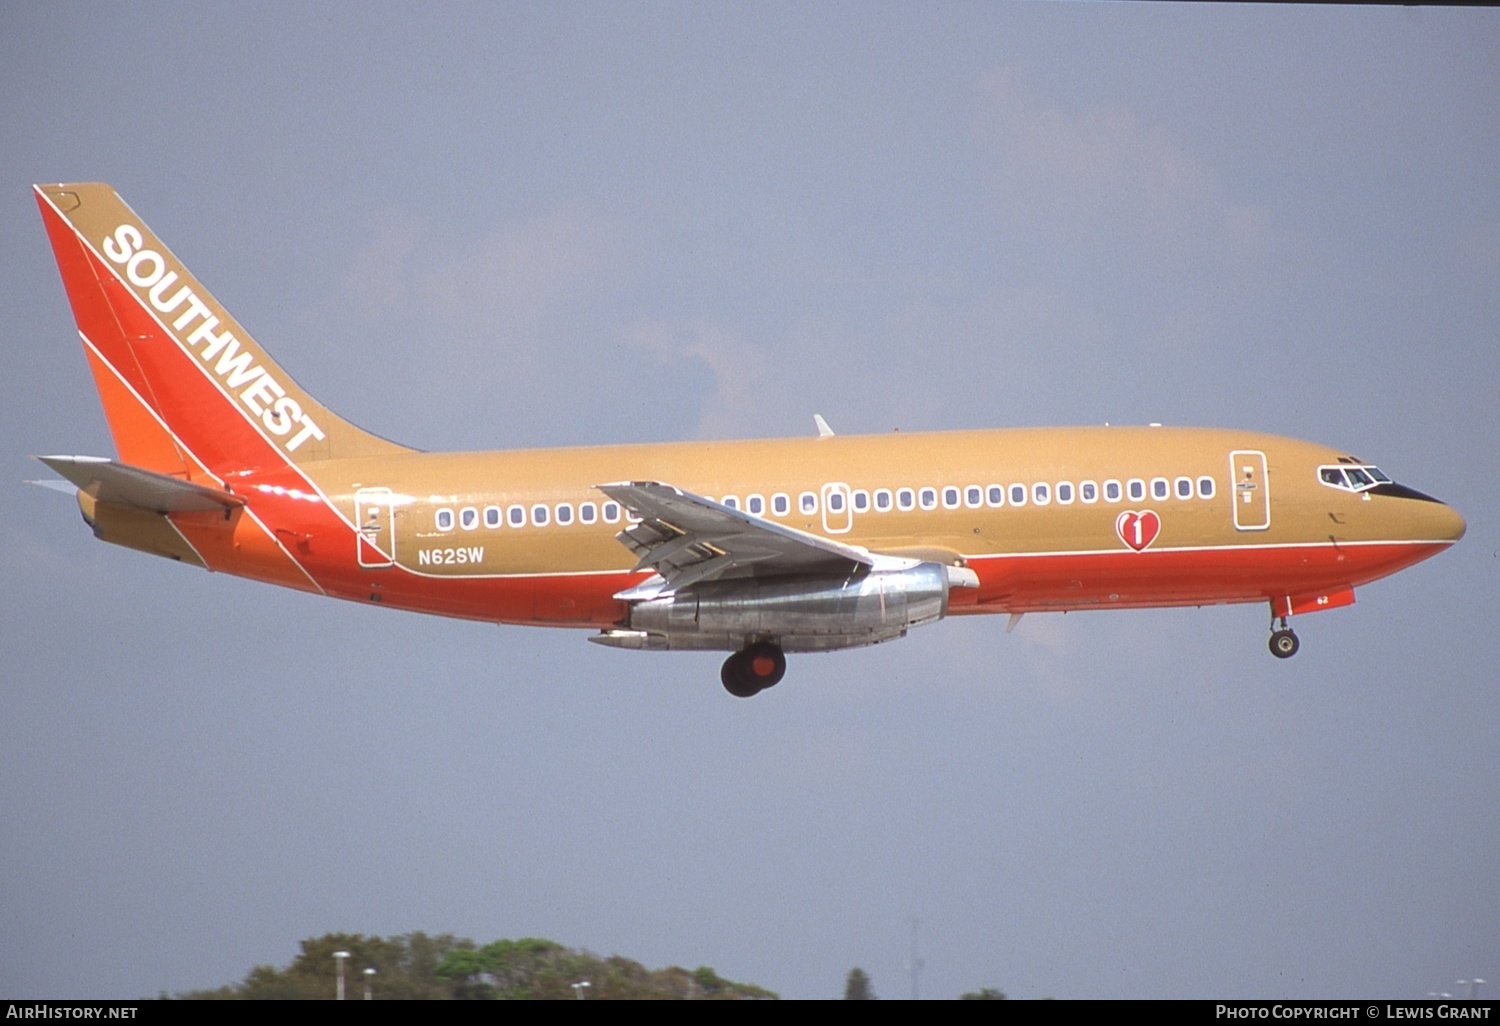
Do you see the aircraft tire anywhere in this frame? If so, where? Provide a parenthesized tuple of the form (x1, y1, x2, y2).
(743, 642, 786, 690)
(720, 643, 787, 697)
(1269, 629, 1300, 659)
(721, 652, 762, 697)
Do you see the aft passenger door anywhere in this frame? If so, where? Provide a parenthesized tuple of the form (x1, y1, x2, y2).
(1229, 450, 1270, 531)
(355, 487, 396, 567)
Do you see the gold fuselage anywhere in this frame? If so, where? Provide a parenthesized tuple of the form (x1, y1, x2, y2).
(177, 425, 1461, 629)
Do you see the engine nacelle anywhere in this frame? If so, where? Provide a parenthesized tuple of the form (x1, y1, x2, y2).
(623, 561, 971, 652)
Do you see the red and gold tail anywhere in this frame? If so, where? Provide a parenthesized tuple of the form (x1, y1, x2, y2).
(35, 183, 409, 482)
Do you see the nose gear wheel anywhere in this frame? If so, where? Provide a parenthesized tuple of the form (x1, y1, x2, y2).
(1267, 612, 1300, 659)
(1269, 629, 1300, 658)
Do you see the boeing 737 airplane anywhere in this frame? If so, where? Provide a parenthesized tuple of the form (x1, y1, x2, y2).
(33, 183, 1466, 695)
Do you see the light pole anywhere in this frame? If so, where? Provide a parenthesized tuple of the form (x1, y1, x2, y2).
(1458, 979, 1484, 1001)
(333, 950, 350, 1001)
(363, 966, 376, 1000)
(907, 917, 924, 1000)
(572, 981, 592, 1000)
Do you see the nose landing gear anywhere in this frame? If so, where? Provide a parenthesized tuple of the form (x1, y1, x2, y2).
(721, 641, 787, 697)
(1268, 614, 1299, 659)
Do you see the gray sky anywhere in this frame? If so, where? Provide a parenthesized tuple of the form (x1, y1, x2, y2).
(2, 2, 1497, 1000)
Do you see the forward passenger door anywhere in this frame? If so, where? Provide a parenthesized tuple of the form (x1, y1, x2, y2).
(1229, 451, 1270, 531)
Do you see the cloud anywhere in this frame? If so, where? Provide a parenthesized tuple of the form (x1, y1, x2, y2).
(340, 205, 620, 355)
(623, 318, 770, 439)
(973, 67, 1286, 289)
(309, 204, 630, 444)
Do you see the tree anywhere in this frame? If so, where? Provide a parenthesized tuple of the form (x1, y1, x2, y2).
(844, 967, 875, 1000)
(960, 987, 1007, 1000)
(176, 932, 776, 999)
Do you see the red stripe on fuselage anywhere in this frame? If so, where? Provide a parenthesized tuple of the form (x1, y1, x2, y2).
(222, 536, 1453, 630)
(960, 540, 1452, 614)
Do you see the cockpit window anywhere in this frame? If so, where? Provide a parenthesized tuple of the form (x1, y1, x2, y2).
(1318, 464, 1391, 493)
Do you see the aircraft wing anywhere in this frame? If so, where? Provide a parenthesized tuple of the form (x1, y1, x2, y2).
(35, 455, 245, 514)
(596, 481, 873, 590)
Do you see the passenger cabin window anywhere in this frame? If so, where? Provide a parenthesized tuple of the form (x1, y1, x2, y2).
(579, 502, 597, 524)
(1080, 481, 1098, 503)
(942, 486, 960, 509)
(773, 493, 790, 516)
(875, 489, 893, 512)
(986, 485, 1004, 507)
(1009, 484, 1026, 507)
(853, 490, 870, 512)
(508, 505, 525, 527)
(1197, 477, 1215, 499)
(1151, 478, 1169, 501)
(1032, 483, 1050, 506)
(602, 501, 621, 523)
(828, 491, 845, 512)
(897, 488, 915, 511)
(1056, 482, 1074, 505)
(965, 486, 983, 508)
(460, 507, 479, 530)
(484, 505, 502, 528)
(918, 487, 937, 510)
(556, 503, 573, 525)
(722, 495, 739, 510)
(1175, 477, 1193, 499)
(1104, 480, 1122, 502)
(1128, 479, 1146, 501)
(799, 492, 817, 514)
(531, 504, 549, 527)
(747, 494, 765, 515)
(436, 508, 455, 531)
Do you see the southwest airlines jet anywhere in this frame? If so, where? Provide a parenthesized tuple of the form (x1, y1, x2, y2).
(33, 184, 1465, 696)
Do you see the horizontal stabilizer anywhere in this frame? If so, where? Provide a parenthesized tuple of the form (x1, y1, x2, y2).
(27, 478, 79, 496)
(35, 455, 245, 514)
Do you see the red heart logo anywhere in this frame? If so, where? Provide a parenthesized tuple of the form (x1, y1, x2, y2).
(1115, 510, 1161, 551)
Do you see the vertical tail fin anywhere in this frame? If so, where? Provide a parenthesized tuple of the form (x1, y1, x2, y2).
(35, 183, 409, 480)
